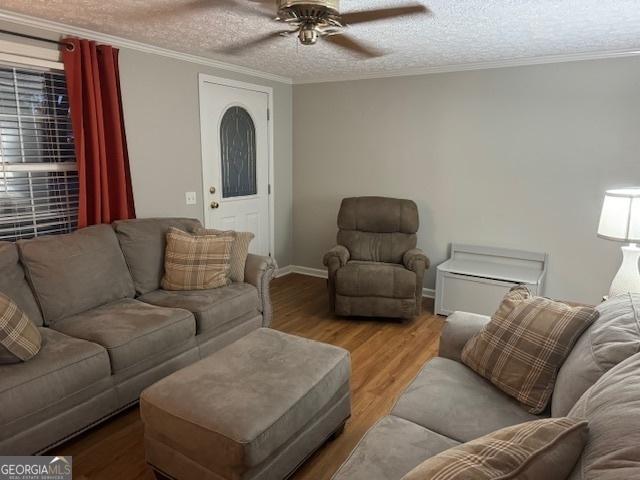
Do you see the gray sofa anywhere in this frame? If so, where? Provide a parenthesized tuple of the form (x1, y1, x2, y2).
(333, 293, 640, 479)
(0, 218, 277, 455)
(323, 197, 430, 319)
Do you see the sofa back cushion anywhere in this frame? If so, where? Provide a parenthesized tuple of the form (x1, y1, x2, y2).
(552, 293, 640, 417)
(18, 225, 135, 325)
(567, 352, 640, 479)
(113, 218, 202, 295)
(0, 242, 43, 327)
(337, 197, 418, 263)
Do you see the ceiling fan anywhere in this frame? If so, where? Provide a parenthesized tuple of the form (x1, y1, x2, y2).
(217, 0, 430, 58)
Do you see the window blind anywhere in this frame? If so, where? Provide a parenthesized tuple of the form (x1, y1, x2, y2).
(0, 64, 78, 241)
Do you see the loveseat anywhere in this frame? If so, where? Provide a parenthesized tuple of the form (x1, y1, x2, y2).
(333, 293, 640, 479)
(0, 218, 276, 455)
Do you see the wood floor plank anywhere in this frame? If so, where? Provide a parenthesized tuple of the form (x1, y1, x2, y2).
(50, 273, 444, 480)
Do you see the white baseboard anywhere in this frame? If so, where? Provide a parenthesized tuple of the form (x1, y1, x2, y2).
(275, 265, 294, 278)
(277, 265, 328, 279)
(277, 265, 436, 298)
(422, 288, 436, 299)
(291, 266, 328, 279)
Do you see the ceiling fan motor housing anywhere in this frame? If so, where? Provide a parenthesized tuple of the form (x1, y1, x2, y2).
(277, 0, 340, 16)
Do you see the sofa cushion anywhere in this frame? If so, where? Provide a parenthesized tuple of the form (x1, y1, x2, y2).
(392, 357, 539, 443)
(139, 283, 260, 336)
(553, 293, 640, 417)
(402, 417, 588, 480)
(462, 286, 598, 414)
(113, 218, 203, 295)
(161, 228, 234, 291)
(0, 293, 41, 364)
(17, 225, 135, 325)
(568, 352, 640, 480)
(0, 328, 111, 431)
(336, 261, 416, 298)
(332, 415, 460, 480)
(0, 242, 43, 326)
(52, 298, 195, 374)
(140, 328, 350, 474)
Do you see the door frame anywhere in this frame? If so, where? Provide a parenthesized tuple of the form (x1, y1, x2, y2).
(198, 73, 275, 258)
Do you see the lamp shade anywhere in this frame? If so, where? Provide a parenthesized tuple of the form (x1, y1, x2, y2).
(598, 188, 640, 242)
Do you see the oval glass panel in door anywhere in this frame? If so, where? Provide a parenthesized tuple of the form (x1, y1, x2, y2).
(219, 106, 257, 198)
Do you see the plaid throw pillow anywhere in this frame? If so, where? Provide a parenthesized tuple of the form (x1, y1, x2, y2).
(402, 417, 588, 480)
(0, 292, 42, 364)
(161, 228, 234, 291)
(461, 286, 598, 414)
(193, 228, 254, 282)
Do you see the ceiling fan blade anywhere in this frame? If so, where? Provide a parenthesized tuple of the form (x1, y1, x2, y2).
(340, 3, 430, 25)
(216, 30, 292, 54)
(324, 34, 383, 58)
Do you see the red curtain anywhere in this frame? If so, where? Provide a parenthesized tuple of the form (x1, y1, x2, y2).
(62, 38, 135, 228)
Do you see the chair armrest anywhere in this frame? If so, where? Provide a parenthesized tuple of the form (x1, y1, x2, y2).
(244, 254, 278, 327)
(439, 311, 491, 362)
(323, 245, 348, 313)
(402, 248, 430, 272)
(323, 245, 350, 268)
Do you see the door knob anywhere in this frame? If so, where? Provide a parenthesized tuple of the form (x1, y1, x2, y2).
(210, 201, 219, 209)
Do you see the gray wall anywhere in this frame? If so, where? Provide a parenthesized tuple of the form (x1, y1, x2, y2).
(293, 57, 640, 304)
(0, 19, 294, 267)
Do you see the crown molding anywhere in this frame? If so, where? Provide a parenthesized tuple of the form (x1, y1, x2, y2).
(293, 47, 640, 84)
(0, 9, 293, 85)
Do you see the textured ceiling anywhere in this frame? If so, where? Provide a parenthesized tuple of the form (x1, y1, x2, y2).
(1, 0, 640, 82)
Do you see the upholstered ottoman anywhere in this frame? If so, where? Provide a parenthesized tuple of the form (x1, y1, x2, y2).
(140, 328, 351, 480)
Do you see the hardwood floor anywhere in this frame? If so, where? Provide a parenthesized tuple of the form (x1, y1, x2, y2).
(52, 273, 444, 480)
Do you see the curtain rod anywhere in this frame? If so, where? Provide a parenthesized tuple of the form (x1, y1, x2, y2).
(0, 29, 74, 50)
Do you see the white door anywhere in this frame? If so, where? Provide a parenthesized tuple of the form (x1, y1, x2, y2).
(199, 78, 271, 256)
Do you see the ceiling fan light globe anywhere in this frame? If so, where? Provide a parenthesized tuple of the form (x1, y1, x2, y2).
(298, 25, 319, 44)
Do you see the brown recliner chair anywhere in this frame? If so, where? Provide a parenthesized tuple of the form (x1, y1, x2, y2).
(323, 197, 430, 319)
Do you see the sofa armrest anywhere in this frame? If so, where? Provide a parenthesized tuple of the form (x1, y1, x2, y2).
(439, 311, 491, 362)
(244, 254, 278, 327)
(323, 245, 350, 269)
(402, 248, 430, 272)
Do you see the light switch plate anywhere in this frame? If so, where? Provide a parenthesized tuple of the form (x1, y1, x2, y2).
(185, 192, 197, 205)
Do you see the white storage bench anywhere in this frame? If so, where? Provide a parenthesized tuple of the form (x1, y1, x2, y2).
(435, 244, 548, 316)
